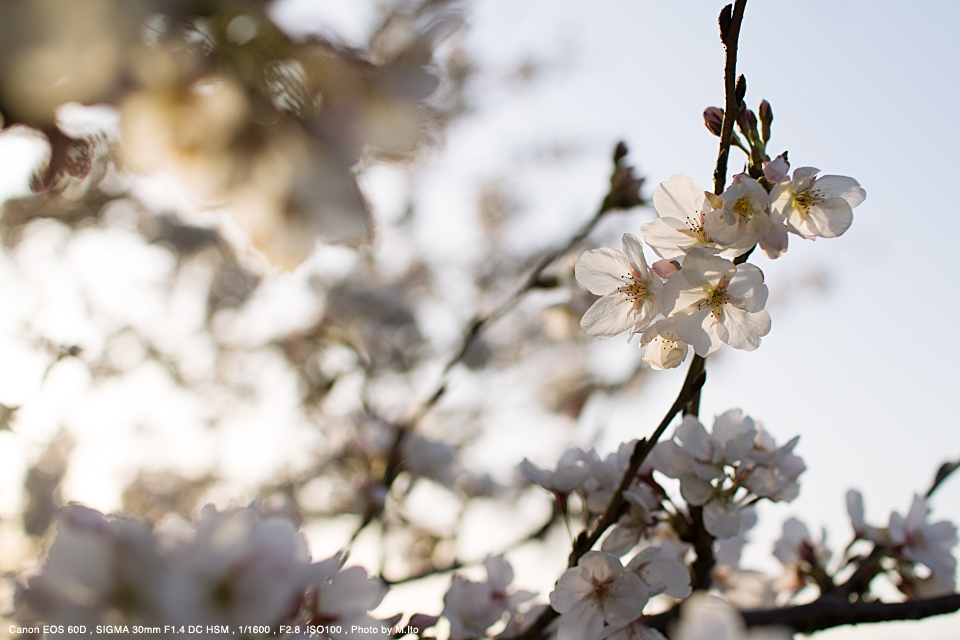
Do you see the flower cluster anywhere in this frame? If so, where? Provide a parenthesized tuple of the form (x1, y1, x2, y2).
(575, 162, 864, 365)
(548, 548, 690, 640)
(20, 505, 388, 638)
(521, 441, 664, 553)
(442, 556, 535, 639)
(846, 491, 958, 597)
(650, 410, 805, 538)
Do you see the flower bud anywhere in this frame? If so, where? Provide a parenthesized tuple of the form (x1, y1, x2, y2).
(652, 259, 680, 280)
(736, 105, 759, 143)
(703, 107, 724, 136)
(762, 155, 790, 183)
(759, 99, 773, 144)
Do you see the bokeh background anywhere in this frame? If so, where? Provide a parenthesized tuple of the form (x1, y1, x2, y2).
(0, 1, 957, 638)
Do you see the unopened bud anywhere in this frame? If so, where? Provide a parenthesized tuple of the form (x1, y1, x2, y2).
(762, 155, 790, 183)
(703, 107, 724, 136)
(759, 99, 773, 144)
(652, 259, 681, 280)
(736, 105, 759, 142)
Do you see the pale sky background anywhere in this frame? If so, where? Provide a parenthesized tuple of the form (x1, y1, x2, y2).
(0, 0, 958, 638)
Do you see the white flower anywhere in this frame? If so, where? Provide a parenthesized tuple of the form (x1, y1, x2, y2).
(770, 167, 865, 240)
(672, 593, 791, 640)
(773, 517, 830, 568)
(626, 546, 691, 599)
(443, 556, 534, 640)
(602, 485, 662, 556)
(889, 494, 958, 595)
(660, 250, 770, 356)
(549, 551, 649, 640)
(639, 318, 689, 371)
(161, 506, 319, 629)
(742, 427, 805, 503)
(575, 234, 662, 339)
(21, 505, 162, 627)
(584, 441, 649, 514)
(704, 175, 771, 255)
(641, 174, 721, 260)
(309, 563, 390, 640)
(520, 448, 590, 494)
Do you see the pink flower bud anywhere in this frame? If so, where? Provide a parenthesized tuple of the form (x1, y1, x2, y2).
(652, 259, 680, 280)
(762, 155, 790, 183)
(759, 100, 773, 144)
(703, 107, 724, 136)
(736, 106, 759, 141)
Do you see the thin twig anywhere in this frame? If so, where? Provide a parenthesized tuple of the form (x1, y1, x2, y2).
(380, 146, 642, 492)
(927, 457, 960, 498)
(712, 0, 748, 197)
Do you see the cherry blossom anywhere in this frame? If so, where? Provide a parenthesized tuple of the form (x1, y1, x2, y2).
(307, 563, 390, 640)
(602, 484, 663, 556)
(443, 556, 534, 640)
(626, 546, 692, 599)
(742, 426, 805, 503)
(660, 250, 770, 356)
(575, 233, 662, 339)
(520, 448, 590, 494)
(641, 174, 721, 259)
(704, 175, 771, 255)
(772, 517, 831, 593)
(889, 494, 958, 596)
(549, 551, 649, 640)
(770, 167, 866, 240)
(639, 318, 689, 371)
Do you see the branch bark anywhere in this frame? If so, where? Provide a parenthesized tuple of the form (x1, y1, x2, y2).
(646, 593, 960, 635)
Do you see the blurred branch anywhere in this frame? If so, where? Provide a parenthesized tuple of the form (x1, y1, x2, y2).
(926, 457, 960, 498)
(383, 509, 560, 586)
(381, 143, 646, 489)
(647, 593, 960, 635)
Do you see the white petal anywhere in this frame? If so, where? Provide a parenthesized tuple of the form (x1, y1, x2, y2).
(677, 415, 713, 461)
(649, 441, 690, 478)
(653, 174, 708, 224)
(759, 218, 788, 259)
(814, 175, 865, 207)
(678, 251, 736, 288)
(717, 307, 770, 351)
(576, 248, 631, 295)
(703, 500, 742, 539)
(807, 197, 853, 238)
(726, 263, 767, 312)
(621, 233, 650, 278)
(556, 598, 604, 640)
(640, 218, 698, 260)
(679, 474, 714, 506)
(581, 293, 636, 338)
(672, 305, 721, 357)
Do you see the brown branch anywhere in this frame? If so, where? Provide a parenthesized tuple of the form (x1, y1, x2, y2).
(646, 594, 960, 635)
(712, 0, 748, 196)
(743, 594, 960, 634)
(927, 457, 960, 498)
